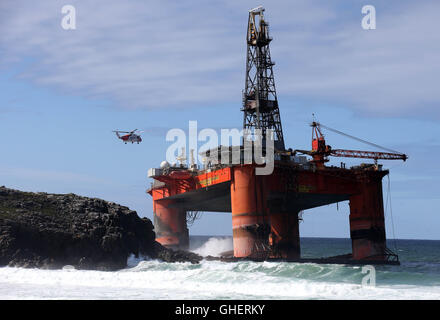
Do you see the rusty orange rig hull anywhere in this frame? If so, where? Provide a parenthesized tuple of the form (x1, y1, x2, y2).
(147, 162, 399, 265)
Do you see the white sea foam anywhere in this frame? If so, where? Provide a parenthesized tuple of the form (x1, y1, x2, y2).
(1, 237, 439, 300)
(1, 259, 440, 300)
(192, 237, 233, 257)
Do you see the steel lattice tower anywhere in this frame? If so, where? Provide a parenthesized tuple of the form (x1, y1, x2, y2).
(242, 7, 285, 151)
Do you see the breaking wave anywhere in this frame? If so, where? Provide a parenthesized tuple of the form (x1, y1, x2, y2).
(1, 260, 440, 300)
(0, 237, 439, 299)
(191, 237, 233, 257)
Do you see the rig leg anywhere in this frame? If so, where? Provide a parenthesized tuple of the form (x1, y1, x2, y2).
(269, 211, 301, 260)
(153, 199, 189, 250)
(230, 166, 270, 258)
(349, 177, 386, 260)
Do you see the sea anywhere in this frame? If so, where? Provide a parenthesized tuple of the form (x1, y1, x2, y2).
(0, 236, 439, 300)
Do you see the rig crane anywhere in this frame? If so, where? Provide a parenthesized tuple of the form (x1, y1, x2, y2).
(295, 121, 408, 168)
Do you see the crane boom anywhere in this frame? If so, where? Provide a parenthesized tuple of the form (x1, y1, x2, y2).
(294, 121, 408, 168)
(330, 149, 407, 161)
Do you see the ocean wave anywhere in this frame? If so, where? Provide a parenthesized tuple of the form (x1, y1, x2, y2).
(1, 237, 439, 299)
(191, 237, 233, 257)
(1, 259, 440, 299)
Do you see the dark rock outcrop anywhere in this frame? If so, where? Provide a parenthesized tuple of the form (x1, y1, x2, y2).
(0, 186, 201, 270)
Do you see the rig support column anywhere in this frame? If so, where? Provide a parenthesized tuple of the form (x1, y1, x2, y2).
(231, 166, 270, 258)
(349, 173, 387, 260)
(269, 211, 300, 260)
(153, 199, 189, 250)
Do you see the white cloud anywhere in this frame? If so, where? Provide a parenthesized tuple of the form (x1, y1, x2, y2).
(273, 1, 440, 117)
(0, 0, 439, 117)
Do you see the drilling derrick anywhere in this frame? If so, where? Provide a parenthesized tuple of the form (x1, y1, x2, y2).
(243, 6, 285, 151)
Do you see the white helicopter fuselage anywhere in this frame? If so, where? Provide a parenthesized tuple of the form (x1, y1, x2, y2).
(114, 131, 142, 144)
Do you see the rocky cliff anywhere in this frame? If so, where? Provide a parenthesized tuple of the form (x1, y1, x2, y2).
(0, 186, 201, 270)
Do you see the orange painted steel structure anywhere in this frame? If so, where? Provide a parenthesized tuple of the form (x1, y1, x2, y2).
(147, 162, 393, 262)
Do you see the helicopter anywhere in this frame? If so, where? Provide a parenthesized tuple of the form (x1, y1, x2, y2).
(113, 129, 143, 144)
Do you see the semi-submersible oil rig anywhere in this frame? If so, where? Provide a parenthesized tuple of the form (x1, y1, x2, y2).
(147, 7, 407, 264)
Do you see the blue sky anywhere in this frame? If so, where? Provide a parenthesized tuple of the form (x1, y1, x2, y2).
(1, 0, 439, 240)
